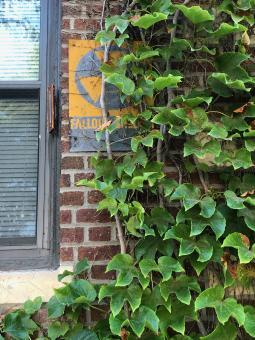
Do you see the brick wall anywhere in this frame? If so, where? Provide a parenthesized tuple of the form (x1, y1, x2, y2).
(60, 0, 124, 281)
(59, 0, 232, 278)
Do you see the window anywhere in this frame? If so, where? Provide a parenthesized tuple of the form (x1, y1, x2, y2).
(0, 0, 59, 270)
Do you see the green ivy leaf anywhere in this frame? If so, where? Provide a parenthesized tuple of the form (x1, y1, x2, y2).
(106, 73, 135, 96)
(195, 285, 224, 310)
(208, 125, 228, 139)
(244, 306, 255, 337)
(222, 232, 255, 263)
(48, 321, 69, 340)
(175, 5, 214, 24)
(238, 208, 255, 231)
(206, 23, 246, 38)
(107, 254, 136, 286)
(130, 306, 159, 337)
(131, 12, 167, 29)
(180, 237, 214, 262)
(200, 321, 237, 339)
(74, 258, 90, 276)
(4, 311, 38, 340)
(105, 15, 129, 33)
(224, 190, 245, 209)
(99, 284, 142, 316)
(47, 296, 66, 319)
(171, 184, 201, 211)
(109, 311, 129, 336)
(200, 197, 216, 218)
(158, 300, 196, 335)
(95, 30, 116, 44)
(184, 139, 221, 159)
(160, 275, 200, 305)
(66, 328, 99, 340)
(23, 297, 42, 315)
(98, 198, 118, 216)
(143, 285, 171, 313)
(154, 74, 182, 91)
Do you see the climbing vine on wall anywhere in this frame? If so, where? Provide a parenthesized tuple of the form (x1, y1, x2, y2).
(1, 0, 255, 339)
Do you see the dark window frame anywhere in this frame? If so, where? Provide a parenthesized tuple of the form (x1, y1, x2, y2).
(0, 0, 60, 270)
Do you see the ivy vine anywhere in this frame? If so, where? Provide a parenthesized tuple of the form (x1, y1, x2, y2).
(1, 0, 255, 339)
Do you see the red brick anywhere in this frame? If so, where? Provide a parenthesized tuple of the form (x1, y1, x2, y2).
(61, 31, 83, 44)
(60, 247, 74, 261)
(60, 228, 84, 243)
(61, 157, 84, 169)
(88, 190, 104, 204)
(62, 18, 70, 29)
(61, 61, 68, 74)
(61, 124, 70, 138)
(61, 77, 69, 89)
(62, 4, 82, 17)
(61, 109, 69, 120)
(85, 3, 103, 18)
(60, 210, 72, 224)
(60, 141, 70, 153)
(74, 19, 100, 31)
(60, 191, 84, 206)
(76, 209, 111, 223)
(60, 174, 70, 188)
(91, 265, 116, 280)
(89, 227, 111, 241)
(74, 173, 95, 183)
(78, 245, 120, 261)
(61, 47, 69, 59)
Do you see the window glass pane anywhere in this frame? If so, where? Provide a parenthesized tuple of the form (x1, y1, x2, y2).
(0, 91, 39, 245)
(0, 0, 40, 80)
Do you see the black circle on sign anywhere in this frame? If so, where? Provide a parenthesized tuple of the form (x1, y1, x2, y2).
(75, 45, 128, 109)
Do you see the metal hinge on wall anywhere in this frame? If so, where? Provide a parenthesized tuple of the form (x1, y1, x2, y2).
(47, 84, 56, 133)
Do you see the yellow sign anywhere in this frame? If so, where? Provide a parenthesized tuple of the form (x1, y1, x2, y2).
(69, 40, 136, 152)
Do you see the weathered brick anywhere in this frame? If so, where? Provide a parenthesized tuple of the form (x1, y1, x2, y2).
(60, 141, 70, 153)
(61, 31, 83, 44)
(60, 191, 84, 206)
(60, 210, 72, 224)
(76, 209, 111, 223)
(89, 227, 111, 241)
(60, 174, 70, 188)
(61, 157, 84, 169)
(62, 4, 82, 17)
(87, 190, 104, 204)
(60, 247, 74, 261)
(84, 3, 103, 18)
(61, 124, 70, 139)
(91, 265, 116, 280)
(74, 19, 100, 31)
(60, 228, 84, 243)
(78, 245, 120, 261)
(62, 18, 70, 29)
(61, 109, 69, 120)
(74, 173, 95, 183)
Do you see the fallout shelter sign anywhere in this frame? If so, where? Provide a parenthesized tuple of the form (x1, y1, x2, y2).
(69, 40, 135, 152)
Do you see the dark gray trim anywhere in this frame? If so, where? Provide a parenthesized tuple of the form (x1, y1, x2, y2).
(0, 0, 60, 270)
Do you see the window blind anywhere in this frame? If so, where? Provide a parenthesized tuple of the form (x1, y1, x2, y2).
(0, 94, 39, 240)
(0, 0, 40, 80)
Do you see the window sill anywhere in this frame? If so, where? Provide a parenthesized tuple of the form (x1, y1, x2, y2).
(0, 266, 72, 305)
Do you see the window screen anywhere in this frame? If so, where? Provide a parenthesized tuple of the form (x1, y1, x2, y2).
(0, 0, 40, 80)
(0, 0, 41, 247)
(0, 91, 39, 245)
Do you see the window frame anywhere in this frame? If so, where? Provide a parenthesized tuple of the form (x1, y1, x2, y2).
(0, 0, 60, 270)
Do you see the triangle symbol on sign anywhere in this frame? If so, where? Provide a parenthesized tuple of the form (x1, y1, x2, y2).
(79, 76, 102, 103)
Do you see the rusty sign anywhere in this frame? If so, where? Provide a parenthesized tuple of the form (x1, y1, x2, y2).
(69, 40, 135, 152)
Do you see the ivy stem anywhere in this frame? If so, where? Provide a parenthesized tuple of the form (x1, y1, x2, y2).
(99, 0, 137, 254)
